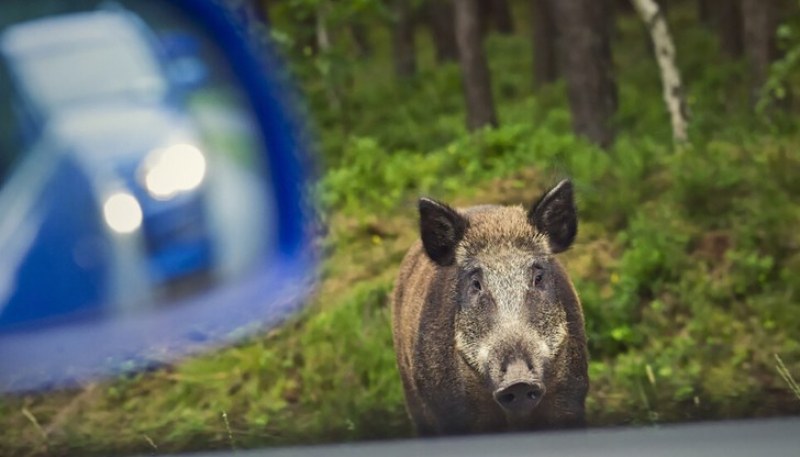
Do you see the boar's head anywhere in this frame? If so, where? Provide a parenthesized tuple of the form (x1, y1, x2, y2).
(418, 179, 578, 419)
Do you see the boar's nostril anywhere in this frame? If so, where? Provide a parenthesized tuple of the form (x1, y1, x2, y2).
(497, 392, 516, 405)
(528, 383, 544, 400)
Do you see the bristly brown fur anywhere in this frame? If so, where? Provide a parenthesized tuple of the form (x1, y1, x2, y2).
(456, 205, 550, 262)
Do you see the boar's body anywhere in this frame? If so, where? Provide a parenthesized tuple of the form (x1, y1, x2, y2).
(392, 181, 588, 435)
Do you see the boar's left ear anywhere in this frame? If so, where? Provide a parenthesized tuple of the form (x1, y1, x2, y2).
(419, 197, 468, 267)
(528, 179, 577, 253)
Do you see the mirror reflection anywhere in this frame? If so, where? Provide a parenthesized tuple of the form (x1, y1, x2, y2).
(0, 1, 274, 329)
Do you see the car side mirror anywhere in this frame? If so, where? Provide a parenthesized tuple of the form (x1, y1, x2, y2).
(0, 1, 317, 392)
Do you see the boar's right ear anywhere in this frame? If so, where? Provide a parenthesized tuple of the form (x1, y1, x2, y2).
(418, 198, 468, 267)
(528, 179, 577, 254)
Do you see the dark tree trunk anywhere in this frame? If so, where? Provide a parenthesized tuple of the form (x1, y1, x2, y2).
(740, 0, 780, 104)
(491, 0, 515, 34)
(657, 0, 668, 16)
(477, 0, 492, 36)
(615, 0, 635, 14)
(477, 0, 515, 35)
(392, 0, 417, 78)
(552, 0, 617, 147)
(697, 0, 711, 25)
(708, 0, 743, 58)
(531, 0, 558, 88)
(351, 22, 372, 58)
(427, 0, 459, 63)
(455, 0, 499, 130)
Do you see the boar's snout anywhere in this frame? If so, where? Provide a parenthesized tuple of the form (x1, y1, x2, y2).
(493, 381, 545, 414)
(492, 359, 545, 415)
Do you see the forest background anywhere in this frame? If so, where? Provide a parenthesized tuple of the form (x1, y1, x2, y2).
(2, 0, 800, 455)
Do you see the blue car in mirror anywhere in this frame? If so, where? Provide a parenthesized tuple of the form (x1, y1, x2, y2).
(0, 7, 216, 322)
(0, 1, 316, 392)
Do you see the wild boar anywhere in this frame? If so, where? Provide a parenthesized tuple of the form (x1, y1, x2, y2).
(391, 179, 588, 435)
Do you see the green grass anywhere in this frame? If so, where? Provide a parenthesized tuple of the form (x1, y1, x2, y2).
(776, 354, 800, 400)
(2, 2, 800, 456)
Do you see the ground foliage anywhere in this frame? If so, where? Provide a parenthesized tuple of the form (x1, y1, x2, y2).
(2, 2, 800, 456)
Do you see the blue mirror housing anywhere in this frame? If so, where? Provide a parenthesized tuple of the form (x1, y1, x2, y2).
(0, 0, 317, 392)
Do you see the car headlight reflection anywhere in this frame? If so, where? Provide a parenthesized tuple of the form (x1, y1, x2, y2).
(142, 143, 207, 200)
(104, 192, 143, 234)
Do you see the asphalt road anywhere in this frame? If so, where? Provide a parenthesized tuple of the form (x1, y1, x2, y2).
(176, 417, 800, 457)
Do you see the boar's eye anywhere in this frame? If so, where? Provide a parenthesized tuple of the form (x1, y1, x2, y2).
(533, 265, 545, 288)
(471, 278, 483, 292)
(468, 270, 483, 293)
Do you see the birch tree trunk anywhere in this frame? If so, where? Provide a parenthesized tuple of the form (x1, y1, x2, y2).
(316, 7, 331, 53)
(630, 0, 688, 143)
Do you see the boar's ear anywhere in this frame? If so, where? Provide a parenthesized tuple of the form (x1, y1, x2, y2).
(528, 179, 577, 253)
(418, 197, 468, 266)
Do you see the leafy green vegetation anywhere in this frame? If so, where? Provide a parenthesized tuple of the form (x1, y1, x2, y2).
(2, 2, 800, 456)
